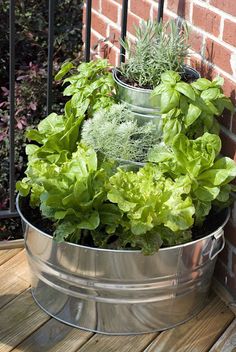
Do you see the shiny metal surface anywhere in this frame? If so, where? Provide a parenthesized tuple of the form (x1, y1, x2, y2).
(17, 196, 229, 335)
(112, 69, 162, 127)
(112, 66, 200, 127)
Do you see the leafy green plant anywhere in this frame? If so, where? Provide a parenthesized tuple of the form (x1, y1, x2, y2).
(16, 59, 236, 255)
(119, 20, 189, 88)
(55, 59, 116, 118)
(153, 71, 234, 144)
(148, 133, 236, 225)
(81, 103, 161, 162)
(0, 0, 84, 240)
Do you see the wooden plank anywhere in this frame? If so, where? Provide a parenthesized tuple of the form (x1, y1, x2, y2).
(12, 319, 93, 352)
(209, 319, 236, 352)
(0, 248, 22, 266)
(0, 250, 31, 309)
(76, 333, 158, 352)
(144, 294, 234, 352)
(0, 290, 50, 352)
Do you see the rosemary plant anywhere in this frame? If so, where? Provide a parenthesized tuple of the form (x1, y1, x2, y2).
(81, 104, 161, 162)
(119, 20, 190, 88)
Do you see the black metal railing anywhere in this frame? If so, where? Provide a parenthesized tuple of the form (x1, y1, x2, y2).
(1, 0, 164, 220)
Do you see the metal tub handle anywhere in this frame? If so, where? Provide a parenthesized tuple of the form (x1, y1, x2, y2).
(209, 229, 225, 260)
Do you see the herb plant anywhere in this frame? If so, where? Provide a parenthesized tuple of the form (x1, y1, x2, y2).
(148, 133, 236, 225)
(55, 59, 116, 118)
(81, 103, 161, 162)
(153, 71, 234, 145)
(16, 59, 236, 255)
(119, 20, 189, 88)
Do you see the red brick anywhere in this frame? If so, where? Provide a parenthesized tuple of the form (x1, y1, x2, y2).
(193, 4, 221, 37)
(220, 131, 236, 161)
(101, 0, 119, 23)
(83, 3, 86, 20)
(107, 24, 121, 49)
(223, 19, 236, 47)
(90, 31, 102, 51)
(93, 0, 101, 12)
(127, 12, 140, 36)
(189, 57, 214, 80)
(151, 5, 172, 23)
(188, 30, 203, 54)
(91, 11, 107, 37)
(222, 76, 236, 105)
(210, 0, 236, 17)
(107, 46, 119, 66)
(130, 0, 151, 20)
(205, 39, 233, 74)
(167, 0, 190, 20)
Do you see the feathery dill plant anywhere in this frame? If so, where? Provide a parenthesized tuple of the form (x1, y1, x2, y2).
(119, 20, 190, 88)
(81, 104, 161, 162)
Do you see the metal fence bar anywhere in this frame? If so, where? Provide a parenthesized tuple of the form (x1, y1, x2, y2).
(119, 0, 128, 64)
(85, 0, 92, 62)
(1, 0, 164, 220)
(9, 0, 16, 214)
(157, 0, 165, 23)
(47, 0, 55, 115)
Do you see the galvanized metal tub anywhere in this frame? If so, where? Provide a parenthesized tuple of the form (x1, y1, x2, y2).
(17, 196, 229, 335)
(113, 66, 200, 127)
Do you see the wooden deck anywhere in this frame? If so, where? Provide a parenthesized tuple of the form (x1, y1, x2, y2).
(0, 248, 235, 352)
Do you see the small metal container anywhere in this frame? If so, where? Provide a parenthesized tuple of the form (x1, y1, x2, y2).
(17, 196, 229, 335)
(113, 66, 200, 127)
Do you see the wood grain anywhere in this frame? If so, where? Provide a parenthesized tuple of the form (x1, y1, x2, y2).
(76, 333, 158, 352)
(144, 294, 234, 352)
(11, 318, 93, 352)
(0, 290, 50, 352)
(209, 319, 236, 352)
(0, 250, 30, 308)
(0, 249, 22, 266)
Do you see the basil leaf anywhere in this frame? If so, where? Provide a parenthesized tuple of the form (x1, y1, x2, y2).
(176, 82, 195, 100)
(160, 89, 180, 113)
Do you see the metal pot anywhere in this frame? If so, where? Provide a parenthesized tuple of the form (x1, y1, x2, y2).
(113, 66, 200, 126)
(16, 196, 229, 335)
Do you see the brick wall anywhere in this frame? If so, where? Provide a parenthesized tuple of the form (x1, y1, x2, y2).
(83, 0, 236, 297)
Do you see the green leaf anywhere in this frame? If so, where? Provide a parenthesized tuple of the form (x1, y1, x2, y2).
(26, 144, 39, 156)
(54, 222, 78, 242)
(55, 62, 74, 81)
(152, 83, 165, 96)
(26, 130, 44, 144)
(191, 78, 212, 91)
(38, 113, 65, 135)
(161, 71, 181, 85)
(160, 89, 180, 113)
(16, 179, 31, 197)
(201, 88, 220, 100)
(147, 144, 172, 163)
(199, 157, 236, 185)
(212, 76, 224, 87)
(184, 104, 201, 127)
(176, 82, 195, 100)
(77, 211, 100, 230)
(163, 119, 182, 145)
(194, 185, 220, 201)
